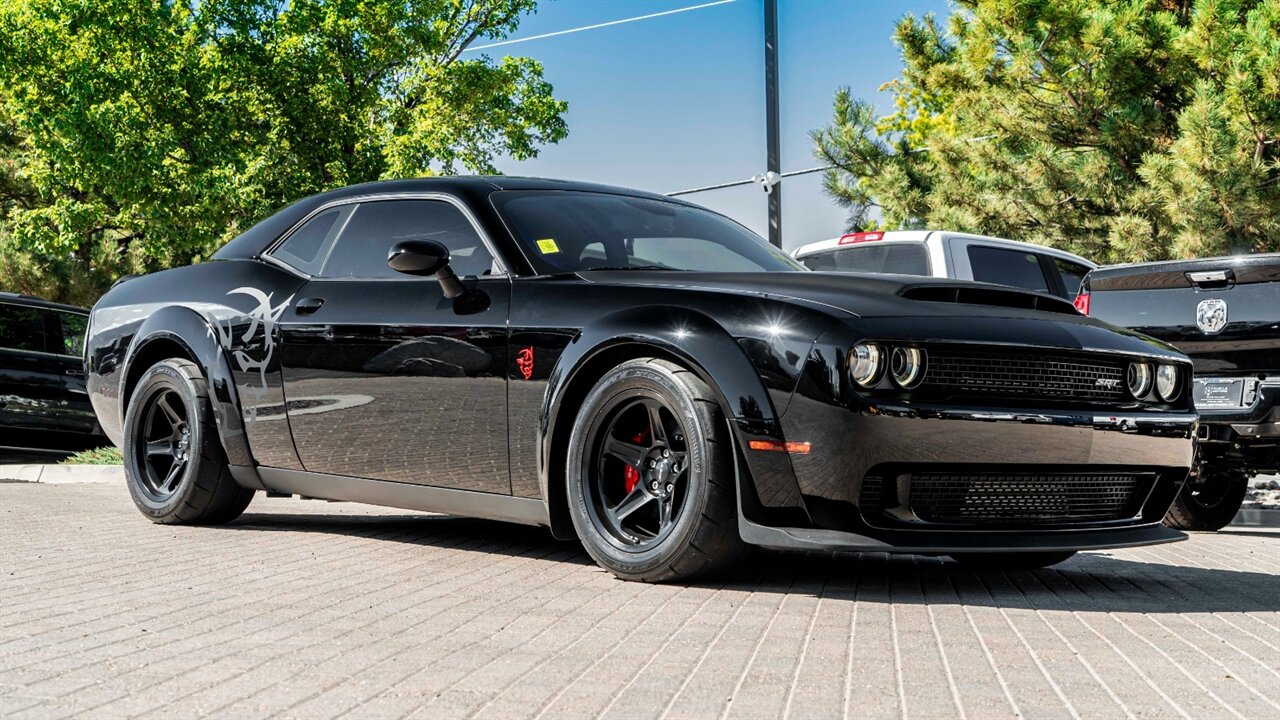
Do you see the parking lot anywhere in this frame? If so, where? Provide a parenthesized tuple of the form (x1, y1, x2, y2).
(3, 481, 1279, 719)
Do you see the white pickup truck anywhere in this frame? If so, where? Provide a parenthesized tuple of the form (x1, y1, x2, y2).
(792, 230, 1096, 302)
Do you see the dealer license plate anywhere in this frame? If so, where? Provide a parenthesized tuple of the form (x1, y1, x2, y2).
(1192, 378, 1246, 410)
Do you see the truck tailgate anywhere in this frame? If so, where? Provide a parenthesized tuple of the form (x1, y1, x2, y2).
(1085, 254, 1280, 375)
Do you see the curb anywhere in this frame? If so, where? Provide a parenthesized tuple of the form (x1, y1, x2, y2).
(0, 464, 124, 484)
(1230, 507, 1280, 528)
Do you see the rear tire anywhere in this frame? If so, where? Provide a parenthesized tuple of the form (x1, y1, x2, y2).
(123, 359, 254, 524)
(949, 551, 1077, 571)
(1163, 468, 1248, 531)
(567, 358, 744, 582)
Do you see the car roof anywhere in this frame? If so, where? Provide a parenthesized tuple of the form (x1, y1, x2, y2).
(293, 175, 683, 201)
(792, 230, 1096, 268)
(212, 176, 695, 262)
(0, 292, 89, 314)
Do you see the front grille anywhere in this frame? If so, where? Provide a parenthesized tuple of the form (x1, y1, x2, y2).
(921, 348, 1127, 403)
(908, 472, 1153, 525)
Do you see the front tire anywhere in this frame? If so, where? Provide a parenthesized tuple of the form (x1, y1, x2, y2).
(567, 358, 744, 582)
(1163, 467, 1248, 531)
(123, 359, 254, 524)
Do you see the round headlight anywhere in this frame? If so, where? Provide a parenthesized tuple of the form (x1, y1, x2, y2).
(890, 347, 926, 389)
(1156, 364, 1180, 401)
(1126, 362, 1153, 398)
(848, 343, 883, 388)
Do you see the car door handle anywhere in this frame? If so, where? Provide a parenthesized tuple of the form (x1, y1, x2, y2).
(296, 297, 325, 315)
(65, 368, 86, 378)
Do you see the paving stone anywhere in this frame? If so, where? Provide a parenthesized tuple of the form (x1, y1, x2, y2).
(1, 483, 1278, 719)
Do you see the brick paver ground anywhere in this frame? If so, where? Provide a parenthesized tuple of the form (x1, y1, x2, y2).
(2, 482, 1278, 719)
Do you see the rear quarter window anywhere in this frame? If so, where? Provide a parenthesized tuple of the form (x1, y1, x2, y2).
(271, 206, 352, 275)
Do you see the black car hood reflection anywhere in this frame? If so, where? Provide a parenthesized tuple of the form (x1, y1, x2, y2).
(576, 270, 1073, 319)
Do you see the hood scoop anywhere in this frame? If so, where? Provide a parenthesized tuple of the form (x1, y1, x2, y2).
(900, 285, 1077, 315)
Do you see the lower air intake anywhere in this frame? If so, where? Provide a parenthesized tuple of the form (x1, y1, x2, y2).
(908, 471, 1153, 525)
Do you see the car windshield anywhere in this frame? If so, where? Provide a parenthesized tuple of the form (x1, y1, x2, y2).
(492, 190, 805, 274)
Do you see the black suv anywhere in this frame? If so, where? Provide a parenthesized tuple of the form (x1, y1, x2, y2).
(0, 292, 107, 456)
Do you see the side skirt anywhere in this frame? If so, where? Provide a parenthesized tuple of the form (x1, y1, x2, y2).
(257, 467, 550, 528)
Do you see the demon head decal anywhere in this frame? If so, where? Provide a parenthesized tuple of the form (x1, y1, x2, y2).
(516, 346, 535, 380)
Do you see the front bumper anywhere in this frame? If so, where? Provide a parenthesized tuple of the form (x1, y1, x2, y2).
(739, 511, 1186, 554)
(755, 398, 1197, 554)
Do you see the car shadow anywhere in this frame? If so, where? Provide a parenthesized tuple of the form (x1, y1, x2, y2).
(230, 511, 596, 567)
(228, 511, 1280, 613)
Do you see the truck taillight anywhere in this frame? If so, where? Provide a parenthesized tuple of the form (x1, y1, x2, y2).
(838, 232, 883, 245)
(1073, 291, 1090, 315)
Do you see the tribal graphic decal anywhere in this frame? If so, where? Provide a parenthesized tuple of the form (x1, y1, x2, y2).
(204, 287, 294, 421)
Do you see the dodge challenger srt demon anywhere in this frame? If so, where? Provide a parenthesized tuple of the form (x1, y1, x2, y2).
(85, 177, 1198, 581)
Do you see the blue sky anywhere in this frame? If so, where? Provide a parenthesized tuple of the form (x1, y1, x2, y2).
(481, 0, 949, 251)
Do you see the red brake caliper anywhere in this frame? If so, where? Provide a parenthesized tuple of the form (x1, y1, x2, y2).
(622, 429, 649, 494)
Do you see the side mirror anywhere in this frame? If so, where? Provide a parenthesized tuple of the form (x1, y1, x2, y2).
(388, 240, 465, 299)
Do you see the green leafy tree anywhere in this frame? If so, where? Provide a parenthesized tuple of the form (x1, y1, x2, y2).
(813, 0, 1280, 262)
(0, 0, 567, 306)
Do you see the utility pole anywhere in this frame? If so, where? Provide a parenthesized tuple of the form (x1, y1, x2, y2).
(764, 0, 782, 248)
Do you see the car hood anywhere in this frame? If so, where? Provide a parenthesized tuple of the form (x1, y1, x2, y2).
(575, 270, 1075, 319)
(576, 270, 1188, 361)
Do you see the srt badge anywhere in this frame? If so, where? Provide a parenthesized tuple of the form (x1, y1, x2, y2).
(1196, 298, 1227, 335)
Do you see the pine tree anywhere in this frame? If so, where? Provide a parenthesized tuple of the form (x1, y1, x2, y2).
(814, 0, 1280, 262)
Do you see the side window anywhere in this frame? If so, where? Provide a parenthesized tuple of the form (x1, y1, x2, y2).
(967, 245, 1050, 293)
(56, 312, 88, 357)
(0, 304, 48, 353)
(1054, 258, 1090, 298)
(321, 199, 496, 279)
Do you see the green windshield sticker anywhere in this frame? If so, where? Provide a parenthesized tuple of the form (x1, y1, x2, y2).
(536, 238, 560, 254)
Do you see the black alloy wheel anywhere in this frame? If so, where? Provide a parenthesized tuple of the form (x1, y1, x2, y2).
(123, 359, 254, 524)
(585, 395, 692, 551)
(567, 358, 744, 582)
(134, 388, 193, 501)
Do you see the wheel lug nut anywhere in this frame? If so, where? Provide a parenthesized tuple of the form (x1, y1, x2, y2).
(651, 481, 659, 491)
(662, 449, 670, 458)
(648, 459, 656, 469)
(666, 484, 674, 493)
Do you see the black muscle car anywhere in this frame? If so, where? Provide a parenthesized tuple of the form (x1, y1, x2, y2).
(85, 177, 1198, 581)
(1080, 253, 1280, 531)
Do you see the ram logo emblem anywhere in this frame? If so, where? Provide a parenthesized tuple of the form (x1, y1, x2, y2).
(1196, 298, 1227, 334)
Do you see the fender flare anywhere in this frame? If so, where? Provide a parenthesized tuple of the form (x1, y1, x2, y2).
(121, 305, 255, 469)
(537, 306, 805, 538)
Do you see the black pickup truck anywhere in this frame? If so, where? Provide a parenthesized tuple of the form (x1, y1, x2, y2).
(1078, 254, 1280, 530)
